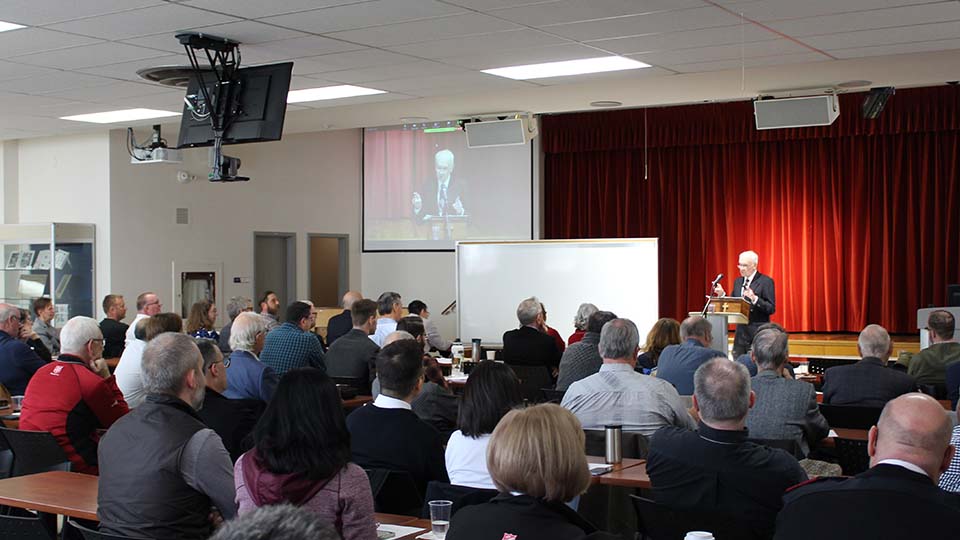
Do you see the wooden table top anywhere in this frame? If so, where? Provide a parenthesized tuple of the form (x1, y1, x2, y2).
(342, 395, 373, 409)
(586, 455, 649, 488)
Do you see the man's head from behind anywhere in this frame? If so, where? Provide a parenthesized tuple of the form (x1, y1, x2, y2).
(694, 358, 754, 429)
(225, 296, 253, 322)
(350, 299, 378, 334)
(598, 318, 639, 364)
(516, 297, 543, 327)
(141, 332, 205, 410)
(60, 316, 104, 363)
(285, 301, 315, 331)
(858, 324, 892, 360)
(210, 504, 338, 540)
(407, 300, 428, 318)
(680, 315, 713, 347)
(869, 393, 954, 481)
(376, 292, 403, 320)
(927, 310, 956, 343)
(376, 339, 424, 401)
(230, 312, 268, 354)
(752, 328, 789, 371)
(341, 290, 362, 310)
(396, 316, 425, 346)
(587, 310, 618, 334)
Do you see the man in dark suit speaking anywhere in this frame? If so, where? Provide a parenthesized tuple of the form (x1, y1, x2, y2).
(411, 149, 466, 223)
(714, 250, 776, 356)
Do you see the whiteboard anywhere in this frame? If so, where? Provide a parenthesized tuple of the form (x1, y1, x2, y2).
(456, 239, 659, 345)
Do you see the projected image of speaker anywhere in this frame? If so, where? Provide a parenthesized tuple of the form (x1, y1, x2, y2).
(754, 94, 839, 130)
(464, 118, 537, 148)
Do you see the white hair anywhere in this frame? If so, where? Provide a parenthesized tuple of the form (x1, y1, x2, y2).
(516, 297, 542, 326)
(384, 330, 414, 346)
(739, 250, 759, 265)
(230, 312, 268, 352)
(60, 316, 103, 355)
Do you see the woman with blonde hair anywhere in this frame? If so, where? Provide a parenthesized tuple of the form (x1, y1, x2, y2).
(637, 318, 681, 371)
(186, 299, 219, 340)
(447, 404, 611, 540)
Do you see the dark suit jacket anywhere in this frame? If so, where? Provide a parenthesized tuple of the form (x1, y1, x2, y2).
(325, 328, 379, 392)
(502, 326, 561, 370)
(197, 388, 264, 462)
(745, 371, 829, 456)
(822, 357, 917, 407)
(775, 464, 960, 540)
(325, 310, 353, 345)
(732, 272, 776, 353)
(414, 175, 466, 223)
(448, 493, 613, 540)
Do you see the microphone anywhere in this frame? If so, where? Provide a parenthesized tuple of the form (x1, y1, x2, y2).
(711, 273, 724, 287)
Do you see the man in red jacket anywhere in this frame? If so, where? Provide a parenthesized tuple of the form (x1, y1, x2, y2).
(20, 316, 129, 475)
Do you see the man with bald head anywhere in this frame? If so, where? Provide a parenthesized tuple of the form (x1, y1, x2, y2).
(326, 290, 362, 346)
(714, 250, 776, 356)
(775, 393, 960, 539)
(822, 324, 916, 406)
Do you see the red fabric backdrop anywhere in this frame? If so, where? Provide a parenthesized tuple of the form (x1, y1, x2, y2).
(542, 86, 960, 334)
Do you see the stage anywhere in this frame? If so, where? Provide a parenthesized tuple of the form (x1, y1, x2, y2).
(734, 332, 921, 359)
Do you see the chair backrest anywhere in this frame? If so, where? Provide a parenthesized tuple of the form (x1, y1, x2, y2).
(363, 468, 423, 516)
(819, 404, 883, 430)
(0, 427, 71, 477)
(331, 376, 369, 396)
(420, 482, 498, 519)
(630, 495, 761, 540)
(918, 383, 947, 400)
(505, 365, 553, 403)
(540, 388, 565, 404)
(0, 513, 57, 540)
(747, 438, 803, 459)
(835, 438, 870, 476)
(808, 357, 856, 375)
(584, 429, 650, 460)
(65, 519, 147, 540)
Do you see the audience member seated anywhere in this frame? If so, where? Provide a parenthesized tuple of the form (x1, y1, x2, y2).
(502, 297, 561, 375)
(235, 368, 376, 540)
(186, 299, 220, 341)
(370, 291, 403, 347)
(399, 316, 459, 437)
(746, 329, 828, 456)
(115, 312, 182, 408)
(567, 302, 598, 346)
(18, 307, 52, 362)
(369, 330, 414, 397)
(446, 360, 523, 489)
(822, 324, 916, 407)
(735, 323, 795, 377)
(260, 302, 325, 377)
(31, 297, 61, 356)
(210, 504, 339, 540)
(325, 298, 379, 393)
(258, 290, 280, 331)
(0, 303, 48, 395)
(448, 404, 610, 540)
(408, 299, 452, 354)
(656, 316, 726, 394)
(225, 312, 278, 403)
(347, 339, 448, 495)
(939, 400, 960, 492)
(195, 339, 263, 463)
(648, 358, 807, 539)
(219, 295, 252, 353)
(125, 291, 162, 346)
(775, 393, 960, 539)
(540, 302, 566, 354)
(556, 310, 618, 391)
(562, 318, 695, 435)
(20, 316, 129, 475)
(907, 309, 960, 387)
(98, 333, 236, 539)
(99, 294, 128, 358)
(327, 290, 362, 346)
(636, 317, 680, 371)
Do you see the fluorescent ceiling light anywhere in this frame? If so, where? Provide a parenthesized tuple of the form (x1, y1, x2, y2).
(287, 85, 385, 103)
(61, 108, 180, 124)
(0, 21, 26, 33)
(483, 56, 650, 80)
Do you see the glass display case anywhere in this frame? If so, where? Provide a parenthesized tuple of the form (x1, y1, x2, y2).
(0, 223, 95, 323)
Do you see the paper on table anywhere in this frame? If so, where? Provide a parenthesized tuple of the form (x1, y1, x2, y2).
(378, 524, 427, 539)
(417, 531, 445, 540)
(589, 463, 613, 475)
(828, 429, 838, 438)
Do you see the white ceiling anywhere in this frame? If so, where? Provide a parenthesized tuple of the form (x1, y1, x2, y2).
(0, 0, 959, 140)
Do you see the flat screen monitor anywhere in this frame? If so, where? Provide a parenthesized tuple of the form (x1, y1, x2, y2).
(177, 62, 293, 148)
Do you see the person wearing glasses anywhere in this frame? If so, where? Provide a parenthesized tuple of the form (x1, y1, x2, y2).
(0, 303, 47, 395)
(225, 312, 279, 403)
(124, 291, 163, 346)
(20, 316, 129, 475)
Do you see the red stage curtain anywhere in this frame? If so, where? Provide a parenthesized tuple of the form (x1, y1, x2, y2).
(542, 86, 960, 334)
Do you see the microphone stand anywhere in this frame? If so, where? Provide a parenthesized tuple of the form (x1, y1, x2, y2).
(701, 278, 720, 317)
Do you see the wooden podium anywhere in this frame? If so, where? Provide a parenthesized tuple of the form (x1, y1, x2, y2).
(423, 214, 469, 240)
(690, 297, 751, 355)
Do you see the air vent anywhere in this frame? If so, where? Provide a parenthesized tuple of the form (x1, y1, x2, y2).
(137, 65, 211, 88)
(176, 208, 189, 225)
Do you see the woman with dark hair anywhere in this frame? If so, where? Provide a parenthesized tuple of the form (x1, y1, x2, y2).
(186, 299, 219, 340)
(18, 308, 52, 362)
(637, 318, 681, 371)
(235, 369, 376, 540)
(445, 360, 523, 489)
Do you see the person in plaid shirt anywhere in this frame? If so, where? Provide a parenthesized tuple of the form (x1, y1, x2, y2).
(259, 302, 325, 377)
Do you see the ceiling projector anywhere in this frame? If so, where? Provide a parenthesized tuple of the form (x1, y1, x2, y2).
(128, 125, 182, 165)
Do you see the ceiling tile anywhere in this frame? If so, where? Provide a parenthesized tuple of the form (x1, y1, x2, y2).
(766, 3, 960, 37)
(800, 20, 960, 50)
(173, 20, 308, 45)
(533, 65, 674, 86)
(490, 0, 701, 27)
(0, 71, 118, 94)
(386, 29, 570, 59)
(661, 51, 826, 74)
(46, 3, 240, 41)
(830, 38, 960, 59)
(631, 38, 816, 66)
(289, 49, 421, 75)
(0, 28, 102, 59)
(0, 92, 79, 114)
(26, 100, 131, 118)
(44, 81, 173, 103)
(181, 0, 355, 19)
(120, 33, 195, 54)
(110, 90, 190, 110)
(0, 60, 57, 81)
(587, 25, 779, 55)
(13, 42, 172, 70)
(439, 0, 547, 9)
(0, 0, 163, 26)
(239, 36, 365, 65)
(720, 0, 949, 23)
(542, 6, 744, 41)
(317, 60, 468, 84)
(77, 55, 186, 82)
(437, 43, 609, 70)
(292, 92, 417, 109)
(326, 13, 522, 47)
(260, 0, 466, 34)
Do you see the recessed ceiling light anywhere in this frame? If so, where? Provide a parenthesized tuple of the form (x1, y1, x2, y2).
(287, 85, 385, 103)
(482, 56, 650, 80)
(590, 100, 622, 108)
(0, 21, 25, 33)
(61, 108, 180, 124)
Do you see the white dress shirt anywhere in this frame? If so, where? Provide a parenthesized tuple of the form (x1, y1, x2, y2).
(445, 431, 495, 490)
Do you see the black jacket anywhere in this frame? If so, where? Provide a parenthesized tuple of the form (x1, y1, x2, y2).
(197, 388, 264, 462)
(448, 493, 614, 540)
(502, 326, 561, 370)
(732, 272, 776, 354)
(326, 310, 353, 346)
(821, 357, 917, 407)
(325, 328, 379, 392)
(99, 318, 128, 358)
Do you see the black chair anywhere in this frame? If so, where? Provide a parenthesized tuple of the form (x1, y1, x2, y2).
(364, 468, 422, 516)
(747, 438, 803, 459)
(835, 438, 870, 476)
(419, 482, 498, 519)
(540, 388, 565, 403)
(505, 364, 553, 403)
(330, 376, 369, 397)
(819, 404, 883, 430)
(0, 428, 71, 477)
(630, 495, 763, 540)
(918, 383, 947, 400)
(0, 513, 57, 540)
(64, 519, 147, 540)
(584, 430, 650, 459)
(0, 432, 13, 479)
(807, 358, 856, 375)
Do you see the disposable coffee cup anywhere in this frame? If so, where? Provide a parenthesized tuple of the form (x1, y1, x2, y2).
(684, 532, 715, 540)
(485, 350, 496, 361)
